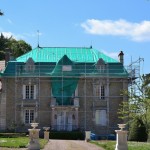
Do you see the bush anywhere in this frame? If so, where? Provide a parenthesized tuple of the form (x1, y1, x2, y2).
(0, 133, 26, 138)
(49, 131, 84, 140)
(128, 118, 147, 142)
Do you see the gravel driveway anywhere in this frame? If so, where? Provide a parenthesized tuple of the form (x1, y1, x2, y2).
(43, 140, 104, 150)
(0, 140, 104, 150)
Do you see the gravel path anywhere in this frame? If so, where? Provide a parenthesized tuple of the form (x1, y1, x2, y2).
(43, 140, 104, 150)
(0, 140, 104, 150)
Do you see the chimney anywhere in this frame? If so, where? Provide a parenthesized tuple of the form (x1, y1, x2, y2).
(5, 48, 12, 66)
(118, 51, 124, 64)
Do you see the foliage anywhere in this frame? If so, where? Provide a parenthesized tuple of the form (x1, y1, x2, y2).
(128, 117, 147, 142)
(118, 74, 150, 138)
(0, 33, 32, 60)
(0, 137, 47, 148)
(0, 133, 26, 138)
(0, 10, 4, 16)
(49, 131, 84, 140)
(90, 140, 150, 150)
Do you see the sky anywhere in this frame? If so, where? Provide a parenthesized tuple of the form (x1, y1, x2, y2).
(0, 0, 150, 74)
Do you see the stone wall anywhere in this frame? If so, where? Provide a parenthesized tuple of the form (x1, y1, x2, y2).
(1, 76, 128, 134)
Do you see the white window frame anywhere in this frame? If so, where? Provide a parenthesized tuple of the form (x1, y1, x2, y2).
(95, 84, 105, 100)
(23, 84, 36, 100)
(72, 84, 78, 98)
(62, 65, 72, 71)
(98, 65, 105, 73)
(95, 110, 107, 126)
(24, 109, 34, 124)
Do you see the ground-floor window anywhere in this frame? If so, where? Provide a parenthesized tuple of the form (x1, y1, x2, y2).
(24, 109, 34, 124)
(95, 110, 107, 126)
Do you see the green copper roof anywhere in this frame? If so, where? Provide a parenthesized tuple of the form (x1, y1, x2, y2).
(1, 47, 129, 78)
(16, 47, 118, 63)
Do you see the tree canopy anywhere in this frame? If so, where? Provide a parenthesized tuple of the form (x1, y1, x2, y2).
(0, 10, 4, 16)
(0, 33, 32, 60)
(118, 73, 150, 140)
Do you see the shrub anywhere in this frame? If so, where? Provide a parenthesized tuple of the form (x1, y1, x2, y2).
(128, 118, 147, 142)
(49, 131, 84, 140)
(0, 133, 26, 138)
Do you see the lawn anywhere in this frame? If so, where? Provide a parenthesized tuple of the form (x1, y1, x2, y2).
(90, 140, 150, 150)
(0, 137, 48, 149)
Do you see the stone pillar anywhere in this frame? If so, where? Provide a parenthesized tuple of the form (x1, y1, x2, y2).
(28, 123, 41, 150)
(115, 130, 128, 150)
(85, 131, 91, 142)
(44, 131, 49, 141)
(28, 129, 41, 150)
(75, 108, 78, 129)
(51, 108, 55, 129)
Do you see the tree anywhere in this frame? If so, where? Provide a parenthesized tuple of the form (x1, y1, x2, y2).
(0, 10, 4, 16)
(0, 33, 32, 60)
(128, 117, 147, 142)
(118, 74, 150, 140)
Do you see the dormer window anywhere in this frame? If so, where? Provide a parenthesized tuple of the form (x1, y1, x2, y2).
(25, 58, 35, 72)
(96, 58, 106, 73)
(62, 65, 72, 71)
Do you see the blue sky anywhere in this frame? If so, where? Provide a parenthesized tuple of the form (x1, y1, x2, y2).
(0, 0, 150, 74)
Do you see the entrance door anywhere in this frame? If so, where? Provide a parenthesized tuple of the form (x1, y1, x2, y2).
(67, 113, 72, 131)
(57, 112, 66, 131)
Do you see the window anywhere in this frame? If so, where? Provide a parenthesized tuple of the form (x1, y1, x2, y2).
(95, 84, 105, 99)
(23, 85, 36, 99)
(25, 109, 34, 124)
(62, 65, 72, 71)
(0, 80, 2, 92)
(72, 85, 78, 98)
(25, 58, 35, 72)
(98, 65, 105, 73)
(95, 110, 107, 126)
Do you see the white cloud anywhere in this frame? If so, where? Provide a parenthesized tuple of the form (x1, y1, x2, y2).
(0, 31, 25, 40)
(81, 19, 150, 42)
(23, 31, 42, 37)
(1, 32, 13, 38)
(101, 50, 118, 60)
(7, 19, 13, 24)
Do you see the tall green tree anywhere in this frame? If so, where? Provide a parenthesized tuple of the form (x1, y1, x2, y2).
(118, 74, 150, 136)
(0, 33, 32, 60)
(0, 10, 4, 16)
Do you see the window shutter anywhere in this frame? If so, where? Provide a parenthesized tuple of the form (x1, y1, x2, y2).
(100, 110, 107, 126)
(34, 85, 36, 99)
(22, 85, 26, 99)
(95, 110, 100, 125)
(75, 85, 78, 97)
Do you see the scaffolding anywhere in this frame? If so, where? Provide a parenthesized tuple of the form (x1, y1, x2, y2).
(0, 47, 129, 136)
(127, 57, 144, 98)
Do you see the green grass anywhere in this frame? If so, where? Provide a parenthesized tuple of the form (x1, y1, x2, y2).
(0, 137, 48, 149)
(90, 140, 150, 150)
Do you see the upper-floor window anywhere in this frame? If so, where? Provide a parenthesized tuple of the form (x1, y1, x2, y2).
(95, 110, 107, 126)
(96, 58, 106, 73)
(72, 85, 78, 98)
(0, 80, 2, 92)
(23, 85, 37, 100)
(62, 65, 72, 71)
(24, 109, 34, 124)
(95, 84, 105, 99)
(25, 57, 35, 72)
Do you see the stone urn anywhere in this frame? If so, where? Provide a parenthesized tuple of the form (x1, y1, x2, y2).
(115, 124, 128, 150)
(43, 127, 50, 141)
(118, 124, 126, 130)
(43, 127, 50, 131)
(28, 122, 41, 150)
(31, 122, 39, 129)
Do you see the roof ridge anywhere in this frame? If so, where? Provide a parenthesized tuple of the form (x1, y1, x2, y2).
(34, 46, 92, 49)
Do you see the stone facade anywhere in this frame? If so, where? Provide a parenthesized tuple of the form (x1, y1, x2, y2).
(0, 76, 128, 135)
(0, 47, 129, 135)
